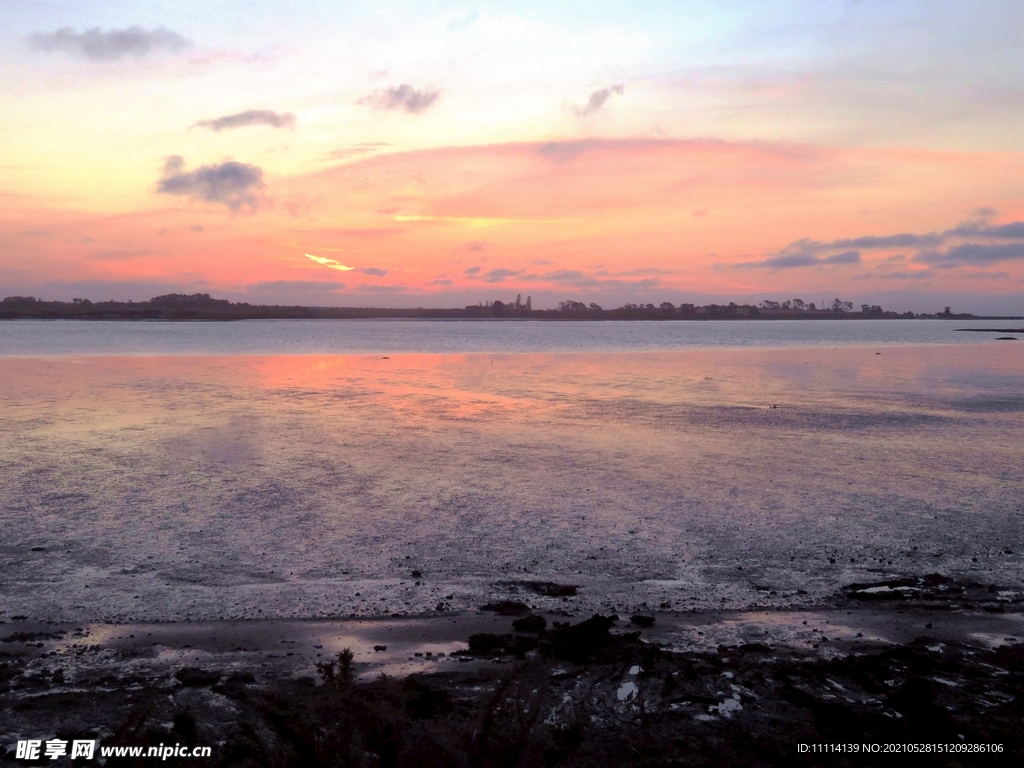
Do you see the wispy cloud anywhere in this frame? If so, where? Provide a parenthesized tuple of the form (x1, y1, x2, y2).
(305, 253, 354, 271)
(193, 110, 296, 132)
(304, 254, 388, 276)
(156, 156, 264, 211)
(460, 265, 661, 291)
(359, 84, 440, 114)
(29, 26, 190, 61)
(324, 142, 391, 160)
(524, 269, 661, 290)
(394, 214, 579, 225)
(738, 249, 861, 269)
(573, 84, 624, 116)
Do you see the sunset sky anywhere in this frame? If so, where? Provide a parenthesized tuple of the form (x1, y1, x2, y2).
(2, 1, 1024, 312)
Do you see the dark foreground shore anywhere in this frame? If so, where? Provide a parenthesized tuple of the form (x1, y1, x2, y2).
(2, 577, 1022, 767)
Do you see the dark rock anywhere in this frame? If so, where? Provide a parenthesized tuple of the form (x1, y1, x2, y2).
(1, 631, 62, 643)
(629, 615, 655, 627)
(466, 633, 538, 656)
(374, 645, 387, 652)
(174, 667, 223, 687)
(479, 600, 530, 616)
(551, 614, 617, 664)
(402, 678, 451, 719)
(512, 614, 547, 632)
(505, 580, 578, 597)
(411, 570, 422, 578)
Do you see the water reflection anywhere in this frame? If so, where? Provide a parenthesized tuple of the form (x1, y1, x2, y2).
(0, 344, 1021, 624)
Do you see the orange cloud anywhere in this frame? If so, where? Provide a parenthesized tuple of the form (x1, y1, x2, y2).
(4, 140, 1024, 302)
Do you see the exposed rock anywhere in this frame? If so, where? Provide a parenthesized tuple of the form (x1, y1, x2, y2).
(512, 614, 548, 633)
(479, 600, 531, 616)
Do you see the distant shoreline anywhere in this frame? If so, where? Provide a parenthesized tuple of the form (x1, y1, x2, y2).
(3, 293, 1020, 322)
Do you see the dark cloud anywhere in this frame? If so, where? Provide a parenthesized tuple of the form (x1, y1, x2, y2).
(193, 110, 296, 132)
(482, 268, 522, 283)
(742, 250, 861, 269)
(865, 270, 933, 280)
(29, 26, 190, 61)
(916, 242, 1024, 266)
(463, 241, 491, 252)
(538, 270, 595, 285)
(431, 278, 454, 286)
(946, 221, 1024, 239)
(360, 85, 440, 114)
(464, 266, 481, 275)
(745, 216, 1024, 272)
(156, 156, 264, 211)
(832, 233, 943, 249)
(358, 267, 389, 277)
(574, 85, 624, 116)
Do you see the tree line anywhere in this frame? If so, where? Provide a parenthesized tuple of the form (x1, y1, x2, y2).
(1, 293, 978, 321)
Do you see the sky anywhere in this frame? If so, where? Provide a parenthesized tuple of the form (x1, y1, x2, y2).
(2, 0, 1024, 313)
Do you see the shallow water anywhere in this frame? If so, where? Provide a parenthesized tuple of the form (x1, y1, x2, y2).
(1, 341, 1022, 623)
(0, 317, 1015, 356)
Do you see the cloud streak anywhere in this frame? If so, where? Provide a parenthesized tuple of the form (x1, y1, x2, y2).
(305, 254, 354, 271)
(359, 84, 440, 114)
(193, 110, 296, 132)
(305, 254, 388, 276)
(739, 249, 861, 269)
(29, 26, 190, 61)
(744, 216, 1024, 271)
(917, 242, 1024, 266)
(156, 156, 264, 211)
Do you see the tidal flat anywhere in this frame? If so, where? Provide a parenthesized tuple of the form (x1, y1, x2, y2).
(1, 344, 1022, 622)
(1, 342, 1022, 764)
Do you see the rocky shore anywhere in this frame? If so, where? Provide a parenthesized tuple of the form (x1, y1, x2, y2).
(2, 575, 1022, 767)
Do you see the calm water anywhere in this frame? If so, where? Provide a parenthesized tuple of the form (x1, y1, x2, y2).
(0, 317, 1015, 356)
